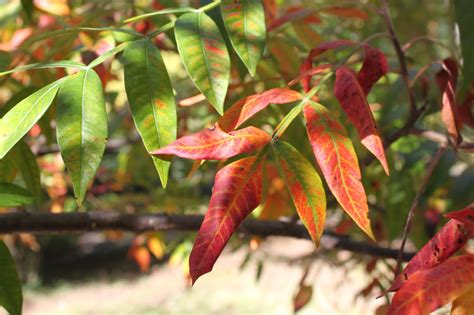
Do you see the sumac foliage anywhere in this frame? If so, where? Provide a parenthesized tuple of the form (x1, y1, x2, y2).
(0, 0, 473, 313)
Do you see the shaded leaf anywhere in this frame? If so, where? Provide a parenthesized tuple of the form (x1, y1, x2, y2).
(56, 70, 107, 206)
(451, 286, 474, 315)
(444, 203, 474, 228)
(436, 58, 461, 144)
(0, 152, 17, 183)
(13, 142, 41, 204)
(152, 126, 270, 160)
(124, 7, 197, 23)
(0, 241, 22, 315)
(388, 255, 474, 315)
(273, 140, 326, 245)
(123, 39, 176, 187)
(221, 0, 266, 76)
(293, 284, 313, 313)
(189, 156, 263, 283)
(0, 79, 63, 159)
(454, 0, 474, 92)
(334, 66, 389, 175)
(320, 6, 368, 20)
(0, 182, 34, 207)
(357, 45, 388, 95)
(304, 103, 374, 240)
(389, 219, 470, 292)
(218, 88, 302, 131)
(175, 12, 230, 115)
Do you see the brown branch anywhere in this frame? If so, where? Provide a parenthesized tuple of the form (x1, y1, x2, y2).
(379, 0, 417, 117)
(410, 128, 474, 153)
(0, 211, 415, 261)
(394, 146, 446, 277)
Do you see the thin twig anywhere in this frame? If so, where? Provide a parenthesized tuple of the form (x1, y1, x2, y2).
(379, 0, 417, 117)
(394, 146, 446, 276)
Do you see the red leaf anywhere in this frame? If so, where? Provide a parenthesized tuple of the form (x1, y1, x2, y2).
(267, 7, 321, 32)
(357, 45, 389, 95)
(436, 58, 461, 143)
(458, 92, 474, 130)
(293, 284, 313, 312)
(288, 64, 332, 87)
(304, 103, 374, 240)
(301, 40, 355, 92)
(217, 88, 302, 131)
(151, 126, 270, 160)
(388, 255, 474, 315)
(320, 6, 369, 20)
(388, 219, 470, 292)
(189, 157, 263, 283)
(334, 66, 389, 175)
(444, 203, 474, 228)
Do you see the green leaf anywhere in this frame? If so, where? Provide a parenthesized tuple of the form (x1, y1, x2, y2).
(454, 0, 474, 92)
(0, 240, 22, 315)
(221, 0, 266, 76)
(0, 50, 11, 72)
(273, 140, 326, 245)
(0, 182, 34, 207)
(175, 12, 230, 115)
(0, 60, 86, 77)
(0, 79, 64, 159)
(123, 39, 176, 188)
(56, 70, 108, 205)
(20, 0, 34, 21)
(0, 152, 17, 183)
(13, 142, 41, 204)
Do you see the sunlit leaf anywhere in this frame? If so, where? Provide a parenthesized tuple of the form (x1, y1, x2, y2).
(304, 102, 374, 240)
(451, 286, 474, 315)
(218, 88, 302, 131)
(436, 58, 461, 144)
(175, 12, 230, 115)
(273, 140, 326, 245)
(189, 156, 263, 283)
(334, 66, 389, 175)
(56, 70, 107, 206)
(388, 255, 474, 315)
(0, 79, 64, 159)
(0, 241, 22, 315)
(221, 0, 266, 76)
(389, 219, 471, 292)
(151, 126, 270, 160)
(123, 39, 176, 188)
(0, 183, 34, 207)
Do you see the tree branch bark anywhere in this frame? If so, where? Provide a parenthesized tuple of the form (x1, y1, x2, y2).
(0, 211, 415, 262)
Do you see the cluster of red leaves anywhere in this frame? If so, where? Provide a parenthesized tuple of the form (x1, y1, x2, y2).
(387, 204, 474, 315)
(153, 38, 390, 283)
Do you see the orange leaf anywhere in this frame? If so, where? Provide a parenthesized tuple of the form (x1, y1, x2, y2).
(389, 219, 470, 292)
(320, 6, 369, 20)
(151, 126, 270, 160)
(129, 246, 151, 272)
(304, 103, 374, 240)
(436, 58, 461, 143)
(334, 66, 389, 175)
(451, 286, 474, 315)
(388, 255, 474, 315)
(218, 88, 303, 132)
(189, 157, 263, 283)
